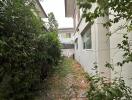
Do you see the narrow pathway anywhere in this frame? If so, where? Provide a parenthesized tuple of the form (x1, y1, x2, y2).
(36, 57, 88, 100)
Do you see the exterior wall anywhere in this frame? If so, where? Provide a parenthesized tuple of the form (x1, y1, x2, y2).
(75, 10, 132, 86)
(73, 4, 80, 29)
(95, 17, 110, 78)
(110, 18, 132, 87)
(58, 28, 75, 57)
(65, 0, 132, 87)
(65, 0, 75, 17)
(74, 16, 110, 77)
(72, 2, 111, 77)
(61, 49, 74, 57)
(74, 17, 96, 74)
(58, 33, 73, 44)
(74, 25, 96, 74)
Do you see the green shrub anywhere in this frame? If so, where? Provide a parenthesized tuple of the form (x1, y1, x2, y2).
(86, 74, 132, 100)
(36, 33, 61, 79)
(0, 0, 61, 100)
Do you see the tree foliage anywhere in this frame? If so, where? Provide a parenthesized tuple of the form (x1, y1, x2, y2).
(77, 0, 132, 25)
(0, 0, 61, 100)
(77, 0, 132, 64)
(48, 12, 58, 32)
(77, 0, 132, 67)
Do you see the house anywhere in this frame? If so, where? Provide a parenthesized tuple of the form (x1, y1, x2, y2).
(58, 28, 74, 57)
(30, 0, 47, 20)
(65, 0, 132, 87)
(34, 0, 48, 31)
(65, 0, 110, 77)
(35, 0, 47, 18)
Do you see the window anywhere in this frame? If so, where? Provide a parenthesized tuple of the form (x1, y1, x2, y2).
(61, 33, 71, 38)
(62, 44, 74, 49)
(129, 40, 132, 50)
(75, 39, 78, 50)
(65, 33, 71, 38)
(82, 28, 92, 49)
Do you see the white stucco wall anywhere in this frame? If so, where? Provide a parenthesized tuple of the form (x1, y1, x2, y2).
(74, 17, 96, 74)
(110, 19, 132, 87)
(61, 49, 74, 57)
(73, 3, 132, 87)
(74, 17, 111, 78)
(58, 28, 75, 57)
(74, 32, 96, 74)
(58, 33, 74, 44)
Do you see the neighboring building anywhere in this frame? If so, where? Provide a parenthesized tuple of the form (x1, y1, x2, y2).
(65, 0, 132, 87)
(58, 28, 74, 57)
(35, 0, 47, 18)
(30, 0, 47, 19)
(34, 0, 48, 31)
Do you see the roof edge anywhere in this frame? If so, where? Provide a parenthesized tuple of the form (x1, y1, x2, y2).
(36, 0, 48, 18)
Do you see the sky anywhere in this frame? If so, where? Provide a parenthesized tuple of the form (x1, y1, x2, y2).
(40, 0, 73, 29)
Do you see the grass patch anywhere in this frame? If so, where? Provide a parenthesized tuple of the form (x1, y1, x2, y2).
(54, 57, 74, 78)
(36, 57, 88, 100)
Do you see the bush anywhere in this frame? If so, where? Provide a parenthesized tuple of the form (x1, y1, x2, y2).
(0, 0, 61, 100)
(36, 33, 61, 79)
(86, 74, 132, 100)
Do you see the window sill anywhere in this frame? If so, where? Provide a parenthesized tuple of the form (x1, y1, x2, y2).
(83, 49, 93, 51)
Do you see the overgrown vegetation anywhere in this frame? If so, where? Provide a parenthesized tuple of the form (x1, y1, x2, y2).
(37, 57, 88, 100)
(77, 0, 132, 100)
(0, 0, 61, 100)
(85, 68, 132, 100)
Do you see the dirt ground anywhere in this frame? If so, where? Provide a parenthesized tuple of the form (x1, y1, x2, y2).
(36, 58, 88, 100)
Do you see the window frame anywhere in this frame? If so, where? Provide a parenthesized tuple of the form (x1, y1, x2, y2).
(81, 26, 92, 50)
(75, 38, 78, 50)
